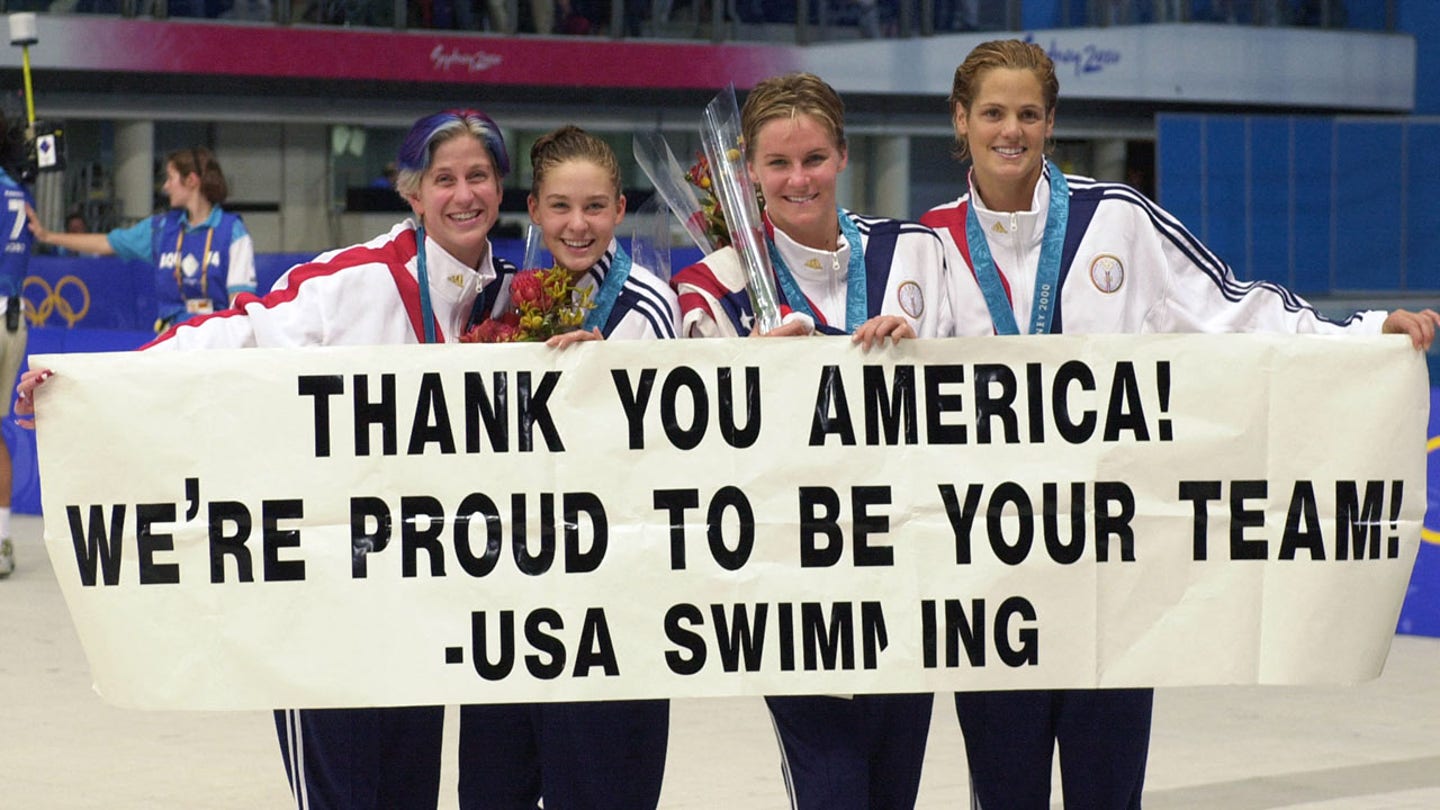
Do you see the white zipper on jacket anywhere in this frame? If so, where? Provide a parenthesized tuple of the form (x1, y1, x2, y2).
(1007, 211, 1028, 330)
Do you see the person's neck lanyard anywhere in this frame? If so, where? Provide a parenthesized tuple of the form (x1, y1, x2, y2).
(766, 208, 866, 333)
(173, 223, 215, 299)
(965, 159, 1069, 335)
(415, 225, 438, 344)
(582, 243, 632, 333)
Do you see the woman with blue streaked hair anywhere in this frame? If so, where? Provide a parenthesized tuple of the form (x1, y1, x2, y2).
(19, 108, 520, 810)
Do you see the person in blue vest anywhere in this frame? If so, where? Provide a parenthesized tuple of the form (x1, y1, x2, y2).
(672, 72, 952, 810)
(0, 111, 34, 579)
(27, 146, 257, 332)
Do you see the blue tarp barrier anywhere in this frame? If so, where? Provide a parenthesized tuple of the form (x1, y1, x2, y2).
(1397, 386, 1440, 637)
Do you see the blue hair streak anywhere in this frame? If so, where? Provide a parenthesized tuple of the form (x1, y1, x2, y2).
(395, 109, 509, 196)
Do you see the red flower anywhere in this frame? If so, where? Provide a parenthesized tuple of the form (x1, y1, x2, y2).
(687, 151, 731, 250)
(510, 270, 553, 311)
(460, 319, 518, 343)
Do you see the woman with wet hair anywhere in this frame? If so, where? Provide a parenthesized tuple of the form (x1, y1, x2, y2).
(922, 38, 1439, 809)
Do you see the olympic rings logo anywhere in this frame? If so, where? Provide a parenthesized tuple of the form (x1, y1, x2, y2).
(22, 275, 91, 328)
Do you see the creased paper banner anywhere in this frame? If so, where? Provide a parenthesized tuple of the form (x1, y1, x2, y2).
(33, 333, 1426, 710)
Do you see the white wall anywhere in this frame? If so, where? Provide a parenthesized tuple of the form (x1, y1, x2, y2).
(280, 123, 333, 254)
(215, 122, 334, 254)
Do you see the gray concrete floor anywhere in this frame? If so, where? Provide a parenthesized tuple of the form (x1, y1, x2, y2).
(4, 513, 1440, 808)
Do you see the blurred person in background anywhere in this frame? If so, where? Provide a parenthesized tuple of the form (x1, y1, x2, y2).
(27, 147, 257, 333)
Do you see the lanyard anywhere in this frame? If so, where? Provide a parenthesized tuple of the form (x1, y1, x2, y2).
(582, 244, 632, 334)
(173, 223, 215, 299)
(965, 159, 1069, 335)
(766, 208, 866, 333)
(415, 225, 437, 344)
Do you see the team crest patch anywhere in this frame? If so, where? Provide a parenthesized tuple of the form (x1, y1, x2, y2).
(896, 280, 925, 319)
(1089, 254, 1124, 294)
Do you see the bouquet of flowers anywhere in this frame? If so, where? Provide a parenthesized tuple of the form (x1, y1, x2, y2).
(684, 150, 732, 251)
(460, 266, 592, 343)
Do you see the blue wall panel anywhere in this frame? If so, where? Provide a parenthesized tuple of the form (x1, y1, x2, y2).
(1346, 4, 1388, 29)
(1159, 114, 1440, 297)
(1022, 0, 1062, 28)
(1333, 122, 1405, 293)
(1157, 115, 1205, 231)
(1403, 0, 1440, 115)
(25, 256, 153, 331)
(1288, 118, 1334, 295)
(1247, 118, 1294, 289)
(1202, 118, 1248, 278)
(1404, 122, 1440, 291)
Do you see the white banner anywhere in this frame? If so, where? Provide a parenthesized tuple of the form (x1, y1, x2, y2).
(33, 334, 1427, 710)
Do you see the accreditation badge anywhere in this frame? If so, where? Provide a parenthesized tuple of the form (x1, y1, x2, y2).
(185, 298, 215, 315)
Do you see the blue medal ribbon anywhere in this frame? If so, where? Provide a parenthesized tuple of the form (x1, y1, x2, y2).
(582, 243, 632, 334)
(766, 208, 867, 333)
(964, 159, 1069, 336)
(414, 225, 437, 344)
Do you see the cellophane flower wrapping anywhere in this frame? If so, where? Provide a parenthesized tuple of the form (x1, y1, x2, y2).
(700, 85, 782, 334)
(633, 131, 715, 253)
